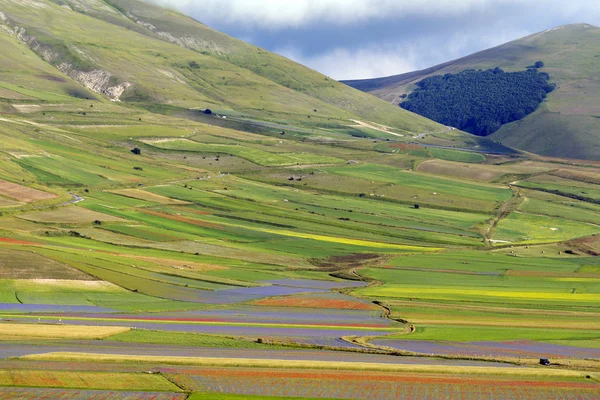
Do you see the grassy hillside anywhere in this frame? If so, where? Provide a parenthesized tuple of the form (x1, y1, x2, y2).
(0, 0, 456, 141)
(343, 24, 600, 160)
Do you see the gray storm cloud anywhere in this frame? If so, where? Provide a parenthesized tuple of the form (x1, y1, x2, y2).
(153, 0, 598, 28)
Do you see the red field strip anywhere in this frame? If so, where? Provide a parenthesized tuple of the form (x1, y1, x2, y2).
(164, 367, 600, 400)
(0, 237, 38, 245)
(168, 368, 599, 389)
(254, 297, 378, 311)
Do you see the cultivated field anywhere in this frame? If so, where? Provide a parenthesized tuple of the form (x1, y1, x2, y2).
(0, 179, 56, 203)
(19, 207, 126, 224)
(0, 324, 129, 340)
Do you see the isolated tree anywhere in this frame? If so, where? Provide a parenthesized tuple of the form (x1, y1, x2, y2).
(131, 147, 141, 155)
(414, 204, 420, 209)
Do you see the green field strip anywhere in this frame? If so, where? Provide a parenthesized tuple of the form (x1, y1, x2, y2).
(145, 139, 344, 166)
(383, 325, 600, 342)
(0, 315, 400, 332)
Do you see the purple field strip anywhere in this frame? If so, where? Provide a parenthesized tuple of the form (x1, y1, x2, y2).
(0, 388, 186, 400)
(262, 278, 368, 289)
(170, 285, 327, 304)
(372, 339, 600, 359)
(0, 342, 518, 367)
(167, 375, 600, 400)
(0, 304, 116, 314)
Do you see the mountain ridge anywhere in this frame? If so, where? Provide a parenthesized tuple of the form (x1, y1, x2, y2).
(342, 23, 600, 160)
(341, 23, 598, 101)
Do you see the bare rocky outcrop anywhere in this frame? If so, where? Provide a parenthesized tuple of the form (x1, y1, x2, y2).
(57, 63, 132, 100)
(62, 0, 120, 15)
(126, 12, 225, 55)
(2, 17, 132, 101)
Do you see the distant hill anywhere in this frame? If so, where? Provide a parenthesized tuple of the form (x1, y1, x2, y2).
(0, 0, 446, 137)
(342, 24, 600, 160)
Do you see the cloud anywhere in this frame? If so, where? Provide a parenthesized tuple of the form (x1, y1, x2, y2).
(277, 25, 532, 80)
(149, 0, 600, 80)
(278, 46, 418, 80)
(155, 0, 599, 29)
(155, 0, 522, 28)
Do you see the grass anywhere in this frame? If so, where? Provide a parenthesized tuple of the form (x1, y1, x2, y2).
(325, 164, 511, 203)
(519, 197, 600, 225)
(145, 139, 344, 166)
(0, 324, 130, 340)
(0, 249, 92, 280)
(107, 189, 191, 205)
(493, 212, 600, 243)
(427, 148, 487, 163)
(385, 325, 600, 342)
(106, 329, 295, 349)
(516, 174, 600, 203)
(0, 273, 202, 312)
(548, 339, 600, 349)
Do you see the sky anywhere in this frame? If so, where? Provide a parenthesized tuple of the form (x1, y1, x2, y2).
(155, 0, 600, 80)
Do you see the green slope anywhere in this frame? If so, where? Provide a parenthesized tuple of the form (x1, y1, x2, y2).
(343, 24, 600, 160)
(0, 0, 445, 138)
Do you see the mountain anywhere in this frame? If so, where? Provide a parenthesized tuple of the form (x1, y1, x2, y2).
(0, 0, 451, 138)
(342, 24, 600, 160)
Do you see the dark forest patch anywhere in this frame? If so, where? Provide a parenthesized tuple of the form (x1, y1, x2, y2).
(400, 67, 555, 136)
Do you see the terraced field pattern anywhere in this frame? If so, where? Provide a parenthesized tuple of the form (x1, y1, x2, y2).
(0, 0, 599, 398)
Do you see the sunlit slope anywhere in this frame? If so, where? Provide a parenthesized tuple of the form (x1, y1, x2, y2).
(343, 24, 600, 159)
(0, 30, 97, 102)
(103, 0, 442, 131)
(0, 0, 443, 135)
